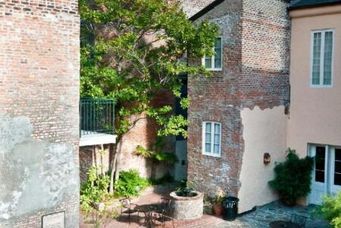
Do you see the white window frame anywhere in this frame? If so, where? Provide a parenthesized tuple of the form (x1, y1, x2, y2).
(202, 121, 222, 157)
(310, 29, 334, 88)
(202, 37, 223, 71)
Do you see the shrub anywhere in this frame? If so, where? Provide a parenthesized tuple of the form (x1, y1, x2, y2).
(115, 169, 150, 197)
(318, 192, 341, 228)
(80, 166, 110, 213)
(269, 149, 314, 206)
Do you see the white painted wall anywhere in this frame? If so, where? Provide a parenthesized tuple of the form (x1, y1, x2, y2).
(239, 106, 287, 212)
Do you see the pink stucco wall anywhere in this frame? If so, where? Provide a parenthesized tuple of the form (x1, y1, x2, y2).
(287, 6, 341, 156)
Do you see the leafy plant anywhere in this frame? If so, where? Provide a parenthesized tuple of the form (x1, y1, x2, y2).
(317, 192, 341, 227)
(269, 149, 314, 206)
(135, 145, 177, 164)
(214, 188, 226, 204)
(80, 166, 110, 214)
(115, 169, 150, 197)
(149, 173, 174, 185)
(80, 0, 218, 192)
(175, 180, 197, 197)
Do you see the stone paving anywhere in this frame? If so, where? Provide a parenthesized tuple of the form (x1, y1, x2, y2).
(80, 185, 330, 228)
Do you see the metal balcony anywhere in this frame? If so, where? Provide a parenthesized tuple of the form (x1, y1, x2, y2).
(79, 98, 117, 146)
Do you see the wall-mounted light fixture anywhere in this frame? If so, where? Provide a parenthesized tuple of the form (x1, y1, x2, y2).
(263, 153, 271, 165)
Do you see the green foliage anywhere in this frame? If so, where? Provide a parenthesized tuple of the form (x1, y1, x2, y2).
(115, 169, 150, 197)
(80, 166, 111, 214)
(269, 149, 314, 206)
(149, 172, 174, 185)
(175, 186, 196, 197)
(318, 192, 341, 228)
(80, 0, 218, 138)
(135, 137, 178, 164)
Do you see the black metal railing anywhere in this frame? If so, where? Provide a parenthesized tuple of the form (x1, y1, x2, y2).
(80, 98, 115, 136)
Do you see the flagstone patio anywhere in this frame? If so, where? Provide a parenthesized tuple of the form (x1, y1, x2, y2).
(80, 185, 330, 228)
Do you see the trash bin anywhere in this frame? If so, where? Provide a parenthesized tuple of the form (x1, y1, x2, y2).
(222, 196, 239, 221)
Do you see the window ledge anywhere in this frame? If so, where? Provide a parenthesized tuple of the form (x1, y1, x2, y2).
(202, 153, 221, 158)
(310, 84, 333, 88)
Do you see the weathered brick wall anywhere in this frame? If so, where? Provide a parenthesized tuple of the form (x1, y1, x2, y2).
(188, 0, 243, 196)
(240, 0, 290, 109)
(187, 0, 290, 199)
(115, 91, 175, 179)
(0, 0, 80, 227)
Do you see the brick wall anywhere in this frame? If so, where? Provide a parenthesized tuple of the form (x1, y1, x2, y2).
(188, 0, 243, 196)
(0, 0, 80, 227)
(187, 0, 290, 199)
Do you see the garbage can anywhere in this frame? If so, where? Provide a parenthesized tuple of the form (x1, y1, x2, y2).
(222, 196, 239, 221)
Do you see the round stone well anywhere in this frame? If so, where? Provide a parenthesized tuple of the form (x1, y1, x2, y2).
(170, 191, 204, 220)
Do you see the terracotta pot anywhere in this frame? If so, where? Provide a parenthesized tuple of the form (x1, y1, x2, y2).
(213, 203, 223, 216)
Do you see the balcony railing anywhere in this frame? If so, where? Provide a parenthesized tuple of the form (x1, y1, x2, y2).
(80, 98, 115, 137)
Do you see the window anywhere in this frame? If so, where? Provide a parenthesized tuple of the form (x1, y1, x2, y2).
(202, 37, 222, 71)
(202, 121, 221, 157)
(311, 30, 334, 87)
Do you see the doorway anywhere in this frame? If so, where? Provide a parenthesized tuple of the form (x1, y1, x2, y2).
(309, 144, 341, 205)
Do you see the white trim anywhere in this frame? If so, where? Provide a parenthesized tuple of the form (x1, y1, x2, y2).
(80, 132, 117, 146)
(202, 37, 223, 71)
(308, 143, 341, 204)
(202, 121, 222, 158)
(310, 29, 334, 88)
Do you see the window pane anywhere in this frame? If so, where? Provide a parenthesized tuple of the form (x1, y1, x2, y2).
(335, 174, 341, 186)
(205, 123, 211, 133)
(335, 161, 341, 173)
(316, 171, 325, 183)
(205, 133, 211, 143)
(213, 123, 220, 154)
(214, 123, 220, 134)
(214, 38, 222, 69)
(315, 146, 325, 183)
(334, 149, 341, 185)
(205, 143, 211, 153)
(323, 31, 333, 85)
(335, 149, 341, 161)
(214, 144, 220, 154)
(205, 56, 212, 69)
(312, 32, 321, 85)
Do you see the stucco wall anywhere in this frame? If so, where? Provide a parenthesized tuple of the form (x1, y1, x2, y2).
(287, 6, 341, 156)
(239, 106, 287, 212)
(0, 1, 80, 227)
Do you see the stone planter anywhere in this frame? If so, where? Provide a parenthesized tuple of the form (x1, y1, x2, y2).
(169, 191, 204, 220)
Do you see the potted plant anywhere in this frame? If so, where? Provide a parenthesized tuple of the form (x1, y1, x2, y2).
(268, 149, 313, 206)
(169, 182, 204, 220)
(212, 189, 225, 216)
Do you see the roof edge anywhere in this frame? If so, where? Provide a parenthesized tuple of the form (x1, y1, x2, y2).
(189, 0, 225, 21)
(289, 1, 341, 10)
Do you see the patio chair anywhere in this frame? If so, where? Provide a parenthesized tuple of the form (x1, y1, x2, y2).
(158, 197, 175, 228)
(119, 197, 140, 224)
(290, 214, 307, 228)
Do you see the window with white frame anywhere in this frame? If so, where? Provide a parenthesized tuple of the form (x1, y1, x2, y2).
(311, 30, 334, 87)
(202, 121, 221, 157)
(202, 37, 222, 71)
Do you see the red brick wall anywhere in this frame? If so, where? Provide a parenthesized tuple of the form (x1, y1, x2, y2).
(187, 0, 290, 197)
(0, 0, 80, 226)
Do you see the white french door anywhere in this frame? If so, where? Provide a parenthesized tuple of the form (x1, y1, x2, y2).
(330, 148, 341, 194)
(309, 145, 341, 205)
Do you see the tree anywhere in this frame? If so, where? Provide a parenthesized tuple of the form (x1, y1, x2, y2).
(80, 0, 218, 193)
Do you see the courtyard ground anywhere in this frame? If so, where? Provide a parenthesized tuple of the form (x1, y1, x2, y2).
(80, 185, 330, 228)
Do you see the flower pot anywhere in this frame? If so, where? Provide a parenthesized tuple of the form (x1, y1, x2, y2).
(213, 204, 223, 216)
